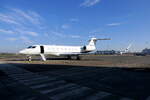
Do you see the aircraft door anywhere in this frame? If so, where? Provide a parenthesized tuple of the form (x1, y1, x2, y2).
(40, 46, 44, 54)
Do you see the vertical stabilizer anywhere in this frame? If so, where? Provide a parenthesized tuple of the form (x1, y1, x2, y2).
(83, 38, 110, 52)
(120, 43, 132, 55)
(88, 38, 97, 47)
(125, 43, 132, 52)
(88, 38, 111, 47)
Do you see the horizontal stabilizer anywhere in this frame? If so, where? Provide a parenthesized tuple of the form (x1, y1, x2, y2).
(96, 38, 111, 40)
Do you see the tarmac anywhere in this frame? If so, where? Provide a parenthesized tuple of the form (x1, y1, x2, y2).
(0, 61, 150, 100)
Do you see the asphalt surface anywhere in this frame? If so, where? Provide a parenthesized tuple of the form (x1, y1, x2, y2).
(0, 61, 150, 100)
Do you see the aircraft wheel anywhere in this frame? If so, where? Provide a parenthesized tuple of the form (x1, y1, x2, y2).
(77, 56, 80, 60)
(67, 56, 71, 60)
(27, 56, 32, 61)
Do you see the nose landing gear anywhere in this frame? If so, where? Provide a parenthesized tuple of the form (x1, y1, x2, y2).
(27, 55, 32, 61)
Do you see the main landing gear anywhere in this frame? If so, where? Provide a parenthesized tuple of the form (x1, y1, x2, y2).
(76, 55, 80, 60)
(67, 55, 81, 60)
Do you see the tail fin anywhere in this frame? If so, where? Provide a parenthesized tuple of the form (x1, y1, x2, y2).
(81, 38, 111, 52)
(125, 43, 132, 52)
(88, 38, 111, 47)
(120, 43, 132, 55)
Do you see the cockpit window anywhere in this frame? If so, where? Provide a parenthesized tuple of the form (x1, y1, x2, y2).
(32, 46, 36, 48)
(27, 46, 36, 49)
(27, 46, 32, 48)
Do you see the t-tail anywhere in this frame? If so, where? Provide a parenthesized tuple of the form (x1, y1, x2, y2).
(120, 43, 132, 55)
(82, 38, 111, 52)
(125, 43, 132, 52)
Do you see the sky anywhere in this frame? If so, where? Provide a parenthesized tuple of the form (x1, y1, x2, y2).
(0, 0, 150, 52)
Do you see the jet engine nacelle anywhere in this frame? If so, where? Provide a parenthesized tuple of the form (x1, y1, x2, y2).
(82, 46, 86, 50)
(81, 45, 95, 53)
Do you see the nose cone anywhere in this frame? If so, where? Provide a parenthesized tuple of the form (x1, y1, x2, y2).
(19, 49, 26, 54)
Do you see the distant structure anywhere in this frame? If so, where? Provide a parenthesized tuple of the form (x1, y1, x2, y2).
(95, 43, 133, 55)
(95, 50, 134, 56)
(142, 48, 150, 55)
(95, 50, 116, 55)
(134, 48, 150, 56)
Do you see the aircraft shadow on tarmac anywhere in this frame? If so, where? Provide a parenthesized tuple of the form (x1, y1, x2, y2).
(5, 57, 78, 61)
(6, 56, 105, 61)
(6, 57, 69, 61)
(1, 63, 150, 100)
(11, 63, 150, 99)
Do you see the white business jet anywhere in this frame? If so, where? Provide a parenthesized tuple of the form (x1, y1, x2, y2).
(19, 38, 110, 61)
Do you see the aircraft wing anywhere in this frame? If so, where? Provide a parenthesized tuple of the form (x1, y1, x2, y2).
(45, 52, 82, 56)
(57, 52, 92, 56)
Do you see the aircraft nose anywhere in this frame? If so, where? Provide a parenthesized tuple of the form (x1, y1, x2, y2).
(19, 50, 26, 54)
